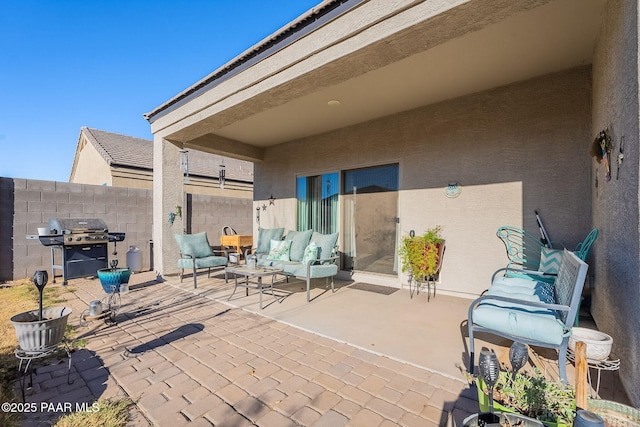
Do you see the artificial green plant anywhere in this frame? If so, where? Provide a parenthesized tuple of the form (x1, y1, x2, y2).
(399, 226, 444, 281)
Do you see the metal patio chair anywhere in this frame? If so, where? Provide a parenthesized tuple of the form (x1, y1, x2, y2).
(174, 232, 228, 289)
(468, 249, 589, 383)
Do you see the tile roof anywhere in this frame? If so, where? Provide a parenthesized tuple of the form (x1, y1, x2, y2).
(81, 127, 254, 182)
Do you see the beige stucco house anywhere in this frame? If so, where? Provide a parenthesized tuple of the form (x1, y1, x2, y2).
(144, 0, 640, 405)
(70, 127, 253, 198)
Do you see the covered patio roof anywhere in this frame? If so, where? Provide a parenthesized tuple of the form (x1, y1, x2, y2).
(145, 0, 604, 161)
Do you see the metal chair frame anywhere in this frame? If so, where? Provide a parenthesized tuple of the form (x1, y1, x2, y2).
(468, 249, 588, 383)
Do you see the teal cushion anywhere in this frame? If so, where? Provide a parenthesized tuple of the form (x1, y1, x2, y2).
(178, 255, 227, 269)
(267, 239, 291, 261)
(283, 263, 338, 279)
(472, 304, 568, 345)
(492, 276, 540, 288)
(257, 227, 284, 254)
(310, 232, 339, 261)
(489, 281, 556, 302)
(258, 260, 298, 270)
(286, 229, 313, 262)
(174, 232, 214, 258)
(301, 242, 318, 265)
(472, 282, 568, 346)
(539, 247, 563, 274)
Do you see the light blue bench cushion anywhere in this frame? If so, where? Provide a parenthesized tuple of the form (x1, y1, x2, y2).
(472, 281, 569, 346)
(257, 227, 284, 254)
(492, 275, 545, 288)
(489, 280, 555, 302)
(178, 255, 227, 270)
(285, 229, 313, 262)
(175, 232, 214, 258)
(310, 232, 339, 261)
(284, 263, 339, 279)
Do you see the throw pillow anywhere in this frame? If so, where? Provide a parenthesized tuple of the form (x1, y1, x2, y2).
(267, 239, 291, 261)
(310, 231, 339, 262)
(538, 247, 563, 274)
(285, 229, 313, 262)
(301, 242, 318, 265)
(257, 227, 285, 254)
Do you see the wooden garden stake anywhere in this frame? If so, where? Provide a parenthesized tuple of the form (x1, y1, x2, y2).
(575, 341, 588, 409)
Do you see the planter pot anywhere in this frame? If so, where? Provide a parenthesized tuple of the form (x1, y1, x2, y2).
(476, 377, 515, 414)
(97, 268, 131, 293)
(463, 412, 544, 426)
(569, 327, 613, 361)
(11, 306, 72, 353)
(476, 378, 570, 427)
(587, 399, 640, 427)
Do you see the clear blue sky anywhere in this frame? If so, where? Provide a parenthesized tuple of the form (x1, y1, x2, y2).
(0, 0, 320, 182)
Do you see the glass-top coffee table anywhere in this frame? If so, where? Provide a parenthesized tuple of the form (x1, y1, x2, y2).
(225, 265, 283, 309)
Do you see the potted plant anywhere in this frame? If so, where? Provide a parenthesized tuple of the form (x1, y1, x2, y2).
(10, 271, 73, 354)
(472, 369, 576, 427)
(399, 226, 445, 281)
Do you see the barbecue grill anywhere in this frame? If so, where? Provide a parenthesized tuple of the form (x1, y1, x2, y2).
(38, 218, 125, 285)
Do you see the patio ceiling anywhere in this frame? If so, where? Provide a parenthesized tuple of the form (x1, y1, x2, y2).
(156, 0, 604, 160)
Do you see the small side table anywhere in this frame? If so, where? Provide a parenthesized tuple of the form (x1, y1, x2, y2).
(567, 349, 620, 398)
(225, 265, 283, 309)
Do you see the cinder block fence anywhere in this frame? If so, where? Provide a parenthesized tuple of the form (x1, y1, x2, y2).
(0, 177, 252, 282)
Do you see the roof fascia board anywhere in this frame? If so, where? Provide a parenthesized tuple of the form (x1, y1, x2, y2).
(144, 0, 366, 124)
(184, 134, 265, 163)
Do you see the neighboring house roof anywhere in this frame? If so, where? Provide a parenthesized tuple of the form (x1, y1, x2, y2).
(144, 0, 364, 123)
(73, 127, 254, 182)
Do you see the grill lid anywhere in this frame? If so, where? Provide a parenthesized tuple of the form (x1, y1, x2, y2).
(49, 218, 109, 234)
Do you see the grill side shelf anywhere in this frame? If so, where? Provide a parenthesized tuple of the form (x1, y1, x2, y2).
(38, 235, 65, 246)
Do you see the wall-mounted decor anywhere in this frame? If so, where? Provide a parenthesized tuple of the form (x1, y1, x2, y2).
(616, 136, 625, 180)
(168, 205, 182, 225)
(180, 149, 189, 184)
(444, 182, 461, 198)
(590, 129, 613, 182)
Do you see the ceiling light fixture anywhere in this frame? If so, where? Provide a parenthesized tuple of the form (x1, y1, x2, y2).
(327, 100, 341, 107)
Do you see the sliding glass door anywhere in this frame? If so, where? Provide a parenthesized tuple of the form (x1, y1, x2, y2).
(297, 165, 398, 275)
(342, 164, 399, 275)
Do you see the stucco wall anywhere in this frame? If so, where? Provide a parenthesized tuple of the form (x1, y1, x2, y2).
(255, 67, 592, 297)
(0, 177, 252, 282)
(591, 0, 640, 407)
(71, 135, 113, 186)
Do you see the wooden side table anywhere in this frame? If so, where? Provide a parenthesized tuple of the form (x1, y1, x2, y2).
(220, 235, 253, 258)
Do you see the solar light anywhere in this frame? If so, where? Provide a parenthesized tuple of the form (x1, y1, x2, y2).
(32, 270, 48, 321)
(509, 342, 529, 380)
(478, 349, 500, 414)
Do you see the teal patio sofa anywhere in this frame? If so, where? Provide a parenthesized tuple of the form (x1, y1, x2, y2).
(247, 228, 339, 302)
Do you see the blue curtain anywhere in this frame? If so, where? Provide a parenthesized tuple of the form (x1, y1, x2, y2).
(297, 173, 338, 233)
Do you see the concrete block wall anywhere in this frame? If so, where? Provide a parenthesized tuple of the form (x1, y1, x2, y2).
(187, 193, 254, 245)
(0, 177, 251, 282)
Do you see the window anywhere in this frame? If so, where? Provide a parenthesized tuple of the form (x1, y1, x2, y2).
(297, 172, 339, 233)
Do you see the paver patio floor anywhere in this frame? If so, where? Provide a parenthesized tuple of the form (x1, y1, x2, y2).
(15, 269, 626, 426)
